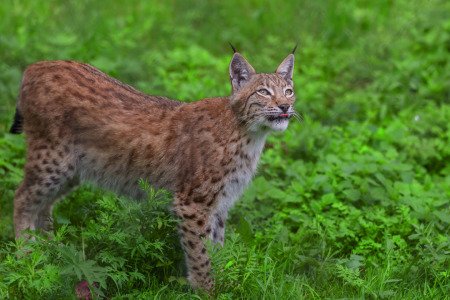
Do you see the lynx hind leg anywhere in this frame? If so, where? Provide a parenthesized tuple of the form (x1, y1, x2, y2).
(34, 176, 80, 232)
(13, 143, 78, 238)
(173, 195, 216, 290)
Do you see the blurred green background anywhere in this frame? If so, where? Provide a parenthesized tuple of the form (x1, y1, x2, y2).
(0, 0, 449, 298)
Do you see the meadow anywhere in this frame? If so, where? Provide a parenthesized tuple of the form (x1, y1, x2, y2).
(0, 0, 449, 298)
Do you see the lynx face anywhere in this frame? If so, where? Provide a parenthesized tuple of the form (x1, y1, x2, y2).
(229, 51, 296, 133)
(244, 74, 295, 132)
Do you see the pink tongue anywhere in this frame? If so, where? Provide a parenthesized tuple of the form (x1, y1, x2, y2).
(280, 114, 288, 117)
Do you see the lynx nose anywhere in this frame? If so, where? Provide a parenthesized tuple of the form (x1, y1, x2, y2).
(278, 103, 290, 113)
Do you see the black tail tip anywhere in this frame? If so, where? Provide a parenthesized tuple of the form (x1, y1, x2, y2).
(9, 109, 23, 134)
(9, 125, 23, 134)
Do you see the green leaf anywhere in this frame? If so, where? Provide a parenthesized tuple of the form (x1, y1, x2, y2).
(343, 189, 361, 201)
(434, 211, 450, 223)
(224, 260, 234, 270)
(236, 216, 254, 246)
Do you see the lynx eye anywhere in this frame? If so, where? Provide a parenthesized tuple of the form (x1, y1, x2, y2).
(257, 89, 270, 96)
(285, 89, 293, 96)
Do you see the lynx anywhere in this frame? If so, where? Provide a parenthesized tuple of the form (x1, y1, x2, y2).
(10, 45, 297, 290)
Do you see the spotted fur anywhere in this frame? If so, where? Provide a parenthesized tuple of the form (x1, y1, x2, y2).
(10, 50, 296, 290)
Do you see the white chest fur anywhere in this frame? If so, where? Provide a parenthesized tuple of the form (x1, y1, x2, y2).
(215, 133, 267, 216)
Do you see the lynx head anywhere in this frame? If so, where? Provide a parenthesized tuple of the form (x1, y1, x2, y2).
(229, 46, 296, 133)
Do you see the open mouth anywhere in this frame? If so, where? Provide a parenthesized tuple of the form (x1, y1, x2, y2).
(267, 114, 290, 121)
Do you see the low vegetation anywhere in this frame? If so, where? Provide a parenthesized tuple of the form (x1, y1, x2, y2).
(0, 0, 448, 298)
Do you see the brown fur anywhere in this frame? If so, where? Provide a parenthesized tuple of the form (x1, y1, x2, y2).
(11, 50, 297, 290)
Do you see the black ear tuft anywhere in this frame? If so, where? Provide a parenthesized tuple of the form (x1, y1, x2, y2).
(292, 43, 298, 54)
(228, 42, 236, 53)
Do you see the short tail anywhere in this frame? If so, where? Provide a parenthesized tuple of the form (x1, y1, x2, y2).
(9, 108, 24, 134)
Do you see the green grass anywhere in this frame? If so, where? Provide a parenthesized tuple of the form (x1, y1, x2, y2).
(0, 0, 449, 298)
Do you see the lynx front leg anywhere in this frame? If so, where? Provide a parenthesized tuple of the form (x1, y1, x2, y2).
(211, 212, 227, 247)
(173, 196, 215, 290)
(178, 218, 214, 290)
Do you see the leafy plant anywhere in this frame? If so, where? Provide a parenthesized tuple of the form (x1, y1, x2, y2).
(0, 0, 449, 298)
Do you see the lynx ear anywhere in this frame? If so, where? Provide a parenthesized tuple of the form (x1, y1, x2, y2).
(276, 53, 295, 84)
(229, 53, 256, 91)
